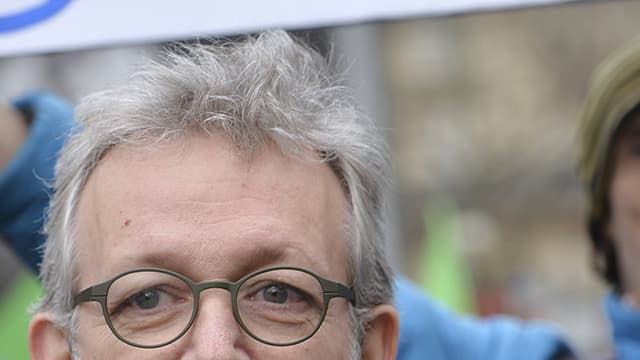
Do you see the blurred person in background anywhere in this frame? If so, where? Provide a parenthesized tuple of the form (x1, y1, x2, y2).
(0, 31, 572, 359)
(0, 92, 72, 271)
(578, 38, 640, 360)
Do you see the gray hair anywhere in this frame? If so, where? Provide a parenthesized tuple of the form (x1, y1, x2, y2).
(37, 30, 393, 356)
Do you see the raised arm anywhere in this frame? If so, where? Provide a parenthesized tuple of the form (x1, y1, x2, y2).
(0, 92, 73, 272)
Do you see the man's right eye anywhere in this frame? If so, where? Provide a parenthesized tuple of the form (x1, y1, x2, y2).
(130, 288, 161, 310)
(111, 286, 181, 316)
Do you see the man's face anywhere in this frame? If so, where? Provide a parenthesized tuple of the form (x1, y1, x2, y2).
(73, 133, 354, 359)
(608, 113, 640, 298)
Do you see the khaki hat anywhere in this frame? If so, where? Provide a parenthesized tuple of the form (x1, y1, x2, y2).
(578, 39, 640, 224)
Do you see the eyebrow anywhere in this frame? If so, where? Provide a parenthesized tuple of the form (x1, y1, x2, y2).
(231, 246, 313, 280)
(110, 243, 317, 282)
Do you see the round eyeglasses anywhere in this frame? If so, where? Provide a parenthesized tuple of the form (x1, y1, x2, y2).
(73, 266, 356, 348)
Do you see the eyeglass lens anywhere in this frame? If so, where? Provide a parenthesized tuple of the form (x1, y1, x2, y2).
(104, 269, 325, 347)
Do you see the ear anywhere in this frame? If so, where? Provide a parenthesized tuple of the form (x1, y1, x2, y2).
(29, 312, 72, 360)
(360, 304, 399, 360)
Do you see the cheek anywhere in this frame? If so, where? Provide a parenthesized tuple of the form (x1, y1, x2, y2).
(76, 311, 166, 360)
(305, 303, 353, 359)
(259, 303, 352, 360)
(76, 316, 119, 358)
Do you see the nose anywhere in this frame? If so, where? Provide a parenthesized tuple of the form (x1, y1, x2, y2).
(180, 290, 251, 359)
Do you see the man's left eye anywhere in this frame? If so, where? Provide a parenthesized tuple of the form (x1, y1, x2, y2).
(261, 283, 306, 304)
(262, 284, 289, 303)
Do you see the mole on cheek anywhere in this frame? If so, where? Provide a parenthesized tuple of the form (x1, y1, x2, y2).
(122, 219, 132, 228)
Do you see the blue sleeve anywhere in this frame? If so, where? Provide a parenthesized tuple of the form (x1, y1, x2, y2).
(0, 92, 73, 272)
(606, 293, 640, 359)
(394, 276, 573, 360)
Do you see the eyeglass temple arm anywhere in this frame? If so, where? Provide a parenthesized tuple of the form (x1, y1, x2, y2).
(321, 279, 356, 306)
(73, 282, 110, 306)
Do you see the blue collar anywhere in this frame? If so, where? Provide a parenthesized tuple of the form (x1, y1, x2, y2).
(606, 293, 640, 359)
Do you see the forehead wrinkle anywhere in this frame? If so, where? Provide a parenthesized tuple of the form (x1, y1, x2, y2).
(90, 189, 325, 280)
(75, 133, 349, 290)
(107, 239, 318, 282)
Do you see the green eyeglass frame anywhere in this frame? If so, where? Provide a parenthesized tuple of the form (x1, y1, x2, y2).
(73, 266, 356, 348)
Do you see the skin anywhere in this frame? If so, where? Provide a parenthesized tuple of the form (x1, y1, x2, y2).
(608, 113, 640, 307)
(29, 133, 398, 359)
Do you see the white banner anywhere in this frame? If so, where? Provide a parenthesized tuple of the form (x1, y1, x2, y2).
(0, 0, 578, 57)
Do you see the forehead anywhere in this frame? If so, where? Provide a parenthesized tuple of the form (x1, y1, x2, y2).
(74, 133, 349, 286)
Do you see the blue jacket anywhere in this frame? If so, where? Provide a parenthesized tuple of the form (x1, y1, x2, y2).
(607, 293, 640, 359)
(394, 277, 571, 359)
(0, 92, 73, 270)
(1, 92, 579, 359)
